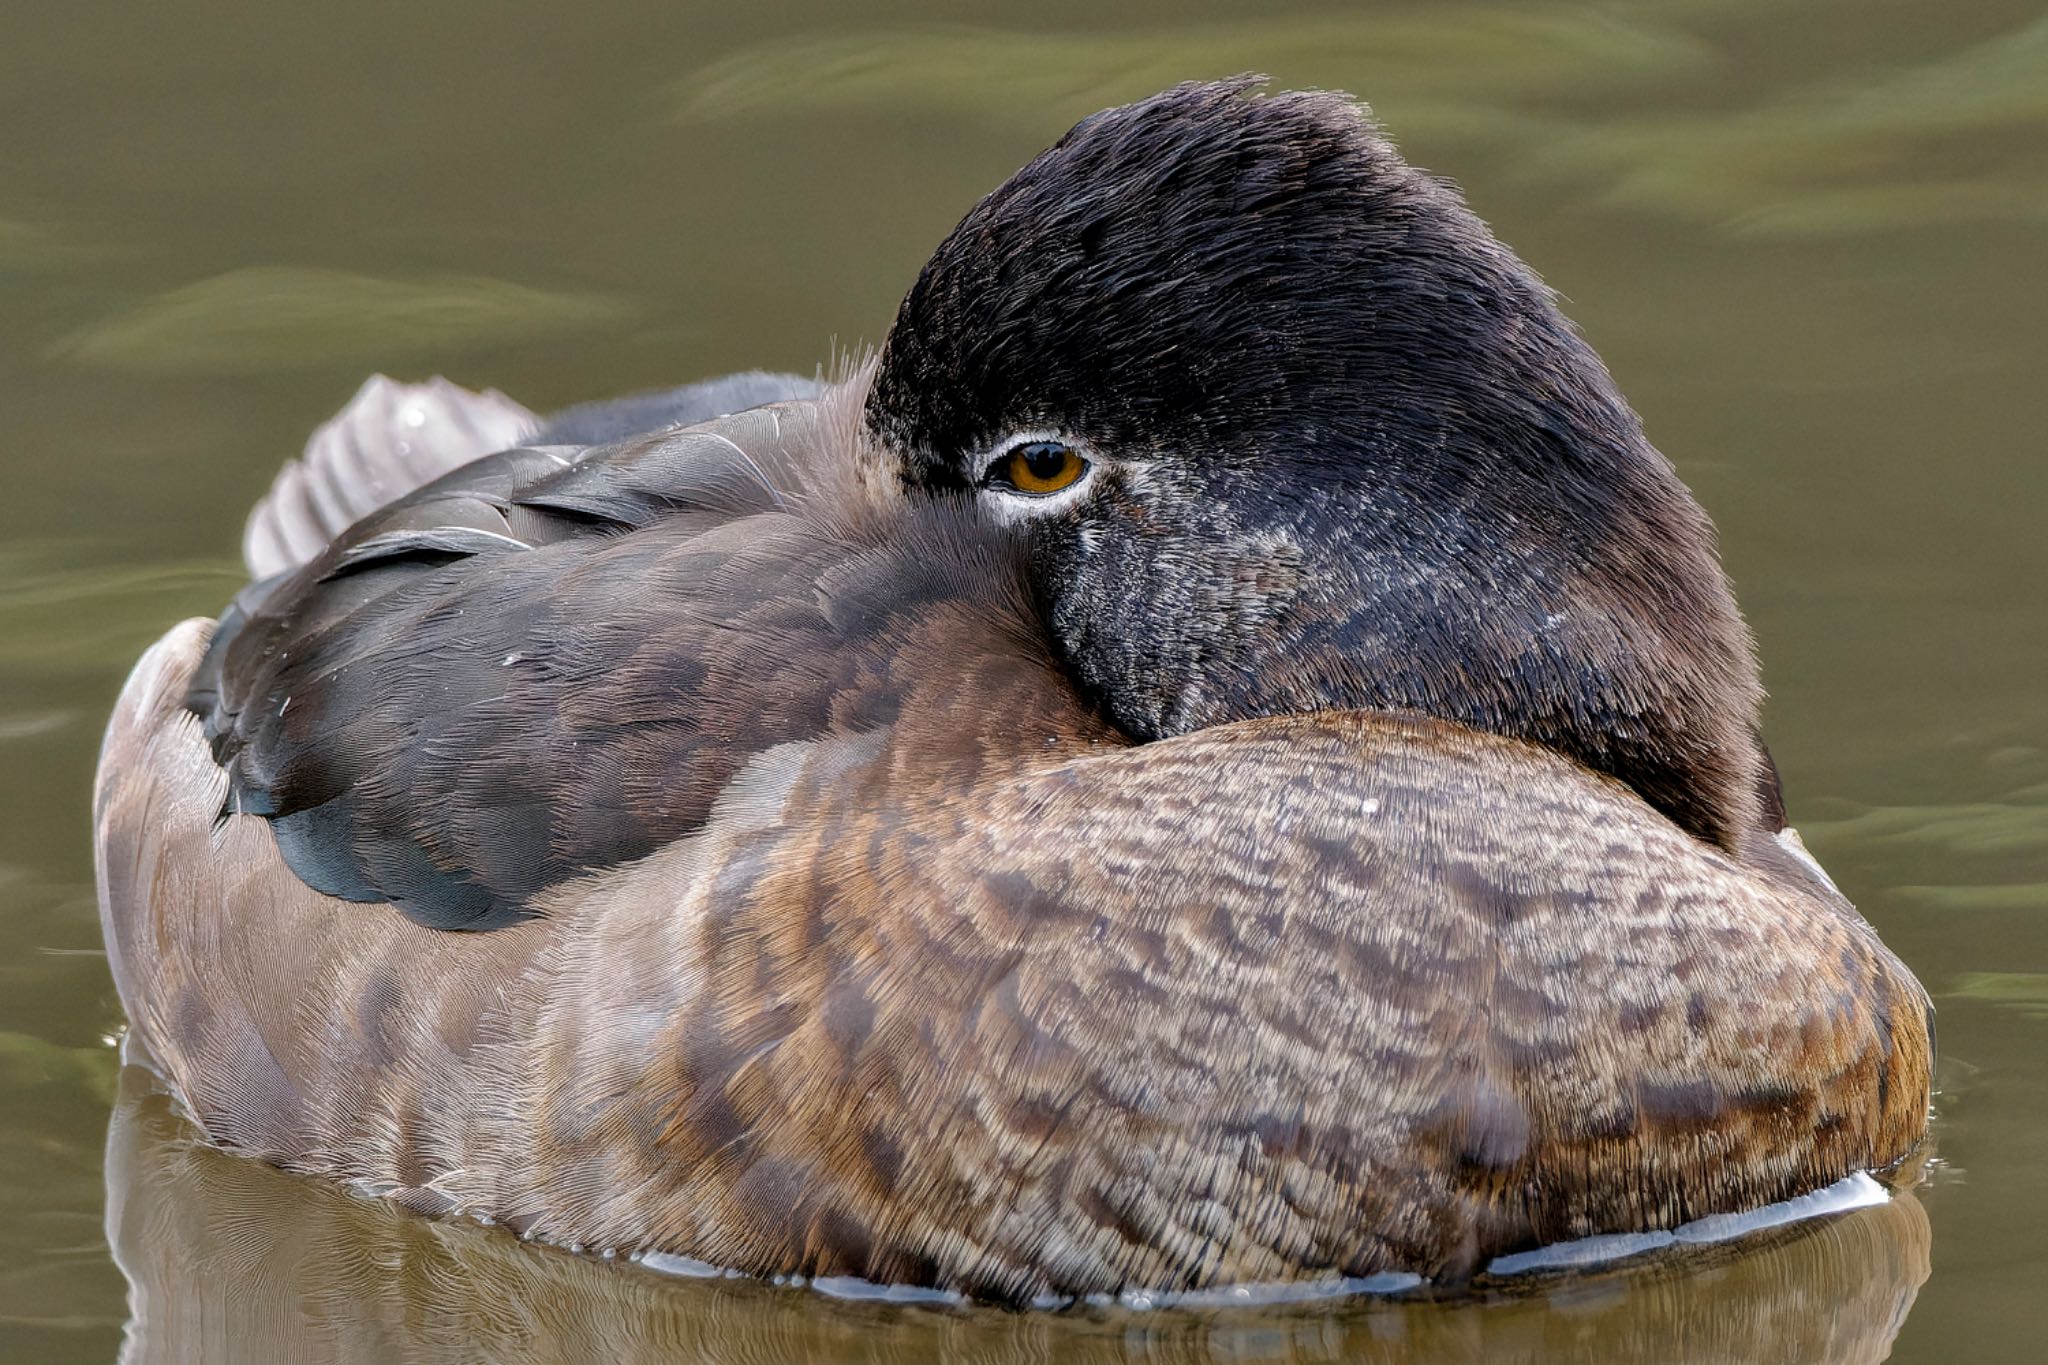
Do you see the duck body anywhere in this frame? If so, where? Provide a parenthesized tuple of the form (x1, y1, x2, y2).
(95, 82, 1929, 1302)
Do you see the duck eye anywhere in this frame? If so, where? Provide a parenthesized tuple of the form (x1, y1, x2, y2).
(987, 440, 1089, 496)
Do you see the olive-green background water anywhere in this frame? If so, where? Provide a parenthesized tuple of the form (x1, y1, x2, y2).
(2, 1, 2042, 1360)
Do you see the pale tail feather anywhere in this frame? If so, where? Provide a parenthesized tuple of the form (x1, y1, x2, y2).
(241, 376, 537, 580)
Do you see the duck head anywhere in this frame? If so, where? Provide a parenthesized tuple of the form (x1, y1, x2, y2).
(865, 80, 1770, 850)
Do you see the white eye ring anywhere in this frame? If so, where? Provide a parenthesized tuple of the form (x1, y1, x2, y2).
(976, 432, 1098, 521)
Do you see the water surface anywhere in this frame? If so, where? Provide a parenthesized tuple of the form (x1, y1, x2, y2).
(2, 1, 2042, 1359)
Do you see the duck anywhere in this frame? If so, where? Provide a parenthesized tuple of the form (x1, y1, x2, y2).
(94, 79, 1931, 1304)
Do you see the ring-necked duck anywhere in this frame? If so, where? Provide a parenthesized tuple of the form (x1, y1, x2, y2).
(96, 79, 1929, 1303)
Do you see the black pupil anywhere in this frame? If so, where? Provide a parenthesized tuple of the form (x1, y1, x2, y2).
(1020, 443, 1068, 480)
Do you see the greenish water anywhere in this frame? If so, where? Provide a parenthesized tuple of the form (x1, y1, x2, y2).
(2, 1, 2043, 1359)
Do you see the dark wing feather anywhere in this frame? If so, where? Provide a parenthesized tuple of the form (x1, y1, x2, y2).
(531, 370, 821, 446)
(192, 403, 903, 929)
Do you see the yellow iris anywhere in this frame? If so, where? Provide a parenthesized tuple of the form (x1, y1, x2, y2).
(1000, 441, 1088, 495)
